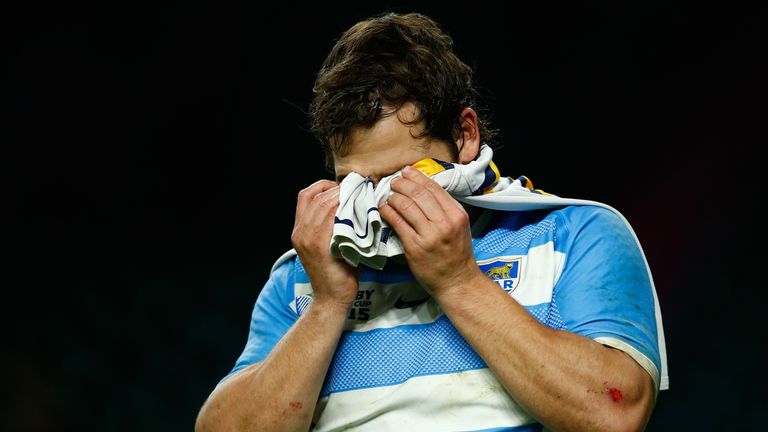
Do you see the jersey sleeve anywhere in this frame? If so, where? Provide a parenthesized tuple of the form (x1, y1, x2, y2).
(218, 256, 298, 384)
(553, 206, 663, 392)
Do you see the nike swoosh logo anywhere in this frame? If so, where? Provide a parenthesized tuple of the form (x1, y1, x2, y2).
(393, 296, 430, 309)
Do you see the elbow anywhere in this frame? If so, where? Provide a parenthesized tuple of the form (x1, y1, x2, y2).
(585, 382, 654, 431)
(580, 403, 651, 432)
(601, 353, 656, 431)
(602, 388, 655, 432)
(194, 416, 207, 432)
(196, 366, 265, 432)
(610, 406, 652, 432)
(195, 392, 237, 432)
(196, 407, 237, 432)
(195, 404, 220, 432)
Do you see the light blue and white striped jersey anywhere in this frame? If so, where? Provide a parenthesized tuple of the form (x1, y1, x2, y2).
(222, 204, 668, 431)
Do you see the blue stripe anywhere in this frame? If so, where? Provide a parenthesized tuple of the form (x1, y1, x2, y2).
(297, 257, 416, 285)
(473, 211, 559, 256)
(320, 315, 487, 396)
(320, 302, 555, 397)
(480, 165, 496, 192)
(469, 165, 497, 195)
(334, 207, 379, 239)
(432, 158, 455, 171)
(380, 227, 391, 244)
(474, 241, 554, 259)
(358, 260, 414, 283)
(460, 425, 542, 432)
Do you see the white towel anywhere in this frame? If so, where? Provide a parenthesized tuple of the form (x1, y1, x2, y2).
(330, 144, 542, 269)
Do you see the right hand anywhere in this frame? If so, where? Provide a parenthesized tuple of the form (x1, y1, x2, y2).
(291, 180, 359, 308)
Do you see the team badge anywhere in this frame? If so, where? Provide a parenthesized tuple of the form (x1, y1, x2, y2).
(478, 257, 522, 293)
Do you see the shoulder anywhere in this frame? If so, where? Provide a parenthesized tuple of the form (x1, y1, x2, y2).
(550, 204, 624, 228)
(548, 205, 634, 247)
(478, 205, 623, 242)
(482, 204, 621, 233)
(270, 248, 298, 277)
(263, 249, 298, 299)
(476, 205, 634, 255)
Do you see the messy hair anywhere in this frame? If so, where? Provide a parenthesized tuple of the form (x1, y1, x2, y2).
(309, 12, 498, 171)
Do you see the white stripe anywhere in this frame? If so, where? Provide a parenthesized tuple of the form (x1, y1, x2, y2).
(476, 245, 564, 306)
(312, 368, 536, 432)
(295, 280, 443, 332)
(512, 245, 561, 305)
(297, 243, 564, 333)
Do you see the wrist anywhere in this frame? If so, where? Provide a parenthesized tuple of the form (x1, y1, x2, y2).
(310, 296, 353, 318)
(432, 269, 489, 307)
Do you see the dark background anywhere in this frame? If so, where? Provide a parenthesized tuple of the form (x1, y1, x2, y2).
(5, 1, 766, 431)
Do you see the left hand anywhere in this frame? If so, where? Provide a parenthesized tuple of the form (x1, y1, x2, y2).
(379, 165, 484, 297)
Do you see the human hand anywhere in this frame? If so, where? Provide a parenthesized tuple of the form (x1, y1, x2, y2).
(378, 166, 484, 298)
(291, 180, 359, 308)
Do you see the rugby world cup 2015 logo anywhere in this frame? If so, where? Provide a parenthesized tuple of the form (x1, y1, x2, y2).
(479, 257, 522, 294)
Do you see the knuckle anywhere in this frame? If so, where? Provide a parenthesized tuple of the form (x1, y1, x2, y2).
(319, 197, 337, 209)
(297, 187, 313, 198)
(412, 186, 428, 199)
(426, 182, 441, 193)
(399, 197, 415, 212)
(449, 208, 469, 224)
(290, 232, 303, 248)
(387, 193, 402, 207)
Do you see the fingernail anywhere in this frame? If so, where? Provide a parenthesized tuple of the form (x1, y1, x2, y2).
(402, 165, 414, 174)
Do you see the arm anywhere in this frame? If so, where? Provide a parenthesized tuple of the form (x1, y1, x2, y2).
(195, 299, 350, 432)
(436, 276, 654, 432)
(196, 180, 358, 432)
(379, 166, 655, 432)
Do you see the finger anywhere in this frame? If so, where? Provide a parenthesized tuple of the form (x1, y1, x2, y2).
(389, 173, 445, 222)
(379, 201, 417, 241)
(303, 186, 341, 224)
(401, 165, 463, 213)
(315, 186, 341, 211)
(385, 189, 432, 235)
(296, 179, 338, 215)
(293, 186, 340, 246)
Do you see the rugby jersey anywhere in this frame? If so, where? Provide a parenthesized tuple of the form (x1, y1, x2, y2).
(222, 204, 668, 431)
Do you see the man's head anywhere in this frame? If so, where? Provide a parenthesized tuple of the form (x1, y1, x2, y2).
(309, 12, 497, 175)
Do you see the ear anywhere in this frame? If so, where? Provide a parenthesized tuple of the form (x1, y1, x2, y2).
(455, 107, 481, 163)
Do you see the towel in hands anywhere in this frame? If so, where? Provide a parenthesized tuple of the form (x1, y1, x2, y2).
(329, 144, 546, 269)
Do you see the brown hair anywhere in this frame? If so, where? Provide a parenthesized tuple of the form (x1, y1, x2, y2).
(309, 12, 498, 171)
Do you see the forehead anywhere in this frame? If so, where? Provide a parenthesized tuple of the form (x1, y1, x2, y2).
(332, 111, 433, 179)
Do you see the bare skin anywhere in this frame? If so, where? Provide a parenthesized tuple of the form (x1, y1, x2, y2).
(195, 102, 655, 432)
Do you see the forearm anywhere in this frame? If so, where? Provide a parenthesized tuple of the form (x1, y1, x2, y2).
(437, 275, 654, 432)
(195, 299, 349, 432)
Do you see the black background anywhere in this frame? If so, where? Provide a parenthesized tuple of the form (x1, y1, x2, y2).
(5, 1, 767, 431)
